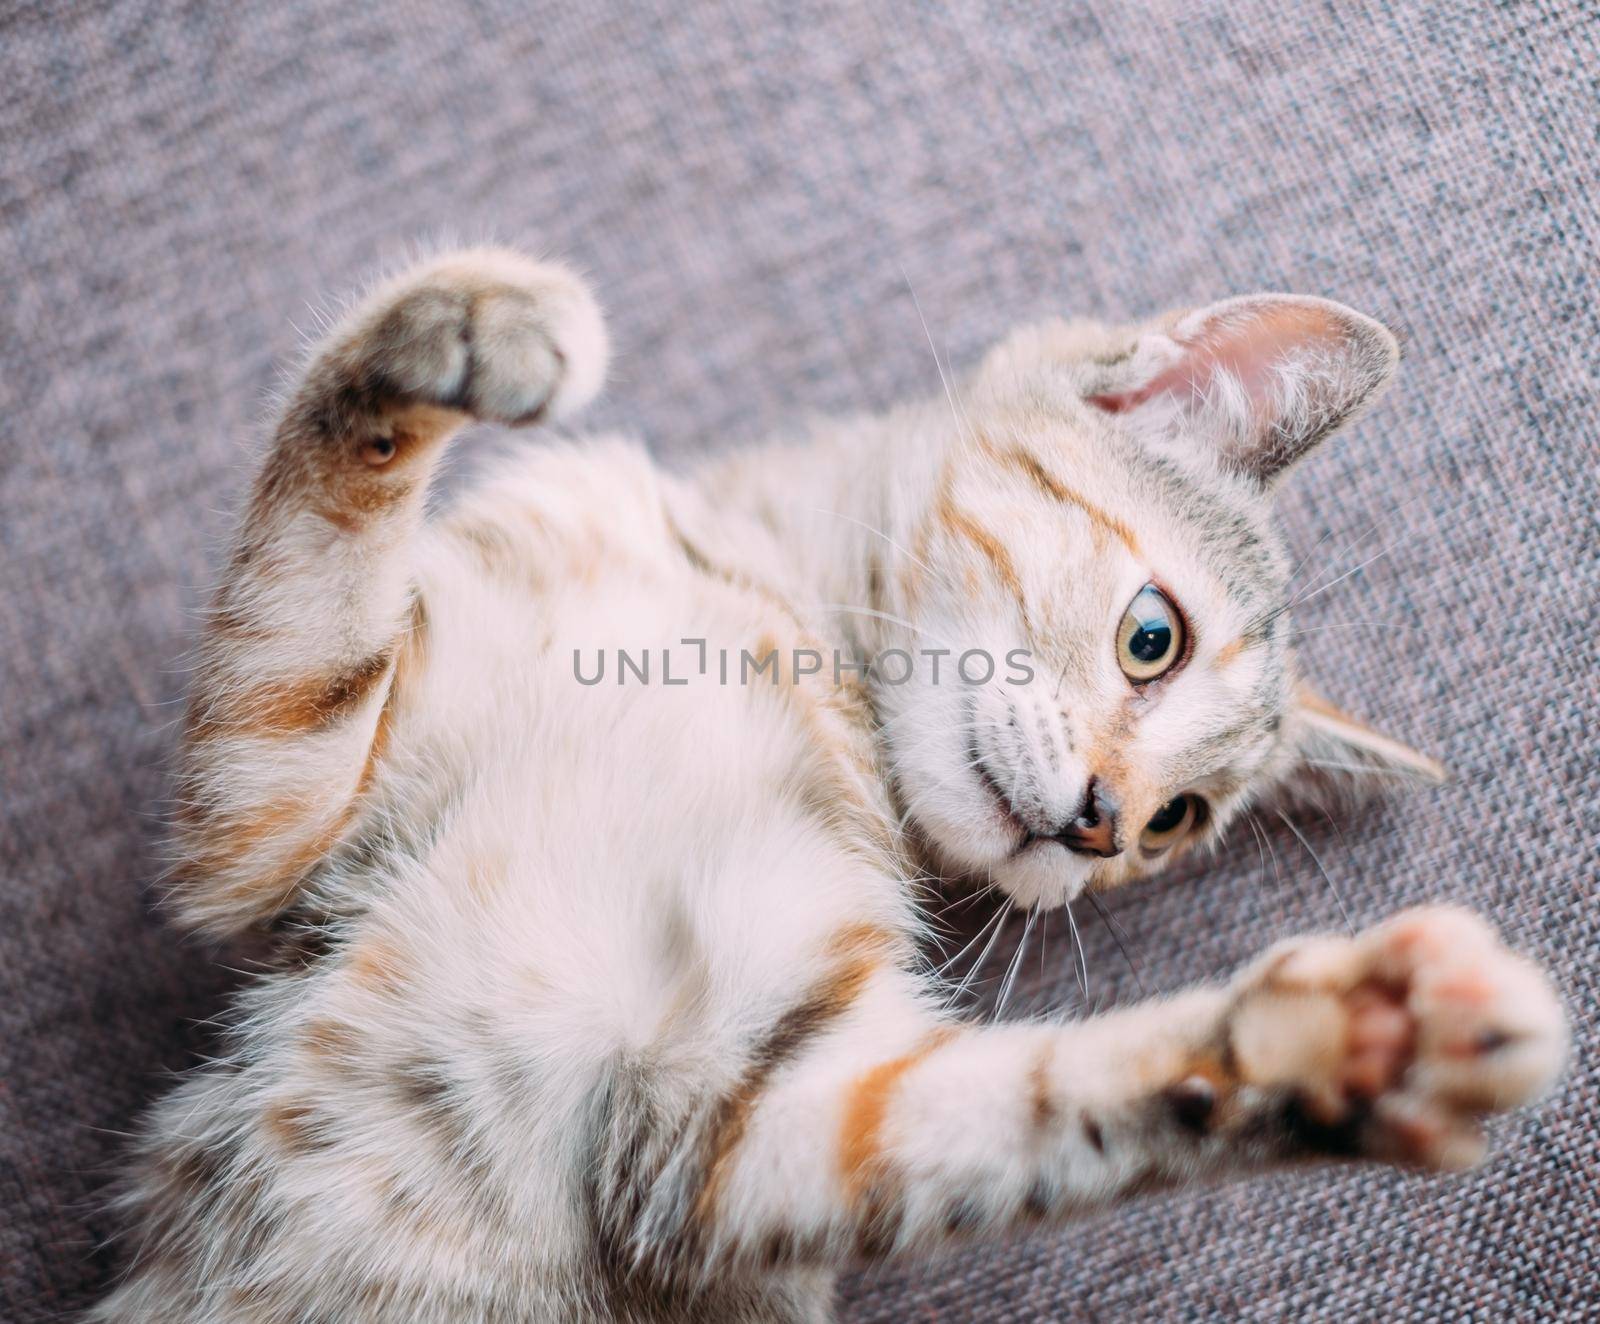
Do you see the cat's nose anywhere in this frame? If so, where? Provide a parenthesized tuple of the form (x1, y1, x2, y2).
(1055, 779, 1121, 858)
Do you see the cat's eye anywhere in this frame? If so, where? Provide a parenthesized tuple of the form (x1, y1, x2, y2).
(1117, 584, 1185, 683)
(1140, 794, 1203, 853)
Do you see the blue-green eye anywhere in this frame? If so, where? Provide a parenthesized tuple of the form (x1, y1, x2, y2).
(1117, 585, 1184, 682)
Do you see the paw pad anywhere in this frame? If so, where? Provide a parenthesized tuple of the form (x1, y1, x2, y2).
(1233, 906, 1564, 1171)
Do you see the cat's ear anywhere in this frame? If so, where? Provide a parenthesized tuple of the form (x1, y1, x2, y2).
(1085, 295, 1399, 486)
(1268, 684, 1447, 812)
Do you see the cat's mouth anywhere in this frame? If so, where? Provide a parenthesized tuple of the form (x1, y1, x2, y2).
(966, 736, 1034, 856)
(887, 725, 1097, 912)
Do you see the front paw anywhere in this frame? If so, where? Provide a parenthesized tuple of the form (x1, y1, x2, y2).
(1226, 906, 1567, 1170)
(331, 246, 608, 430)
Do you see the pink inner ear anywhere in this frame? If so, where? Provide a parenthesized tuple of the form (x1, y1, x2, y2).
(1086, 302, 1346, 422)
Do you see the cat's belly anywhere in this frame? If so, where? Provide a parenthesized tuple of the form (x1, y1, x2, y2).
(375, 565, 908, 1074)
(128, 563, 908, 1315)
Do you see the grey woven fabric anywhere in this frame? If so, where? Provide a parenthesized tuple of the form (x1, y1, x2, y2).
(3, 2, 1596, 1320)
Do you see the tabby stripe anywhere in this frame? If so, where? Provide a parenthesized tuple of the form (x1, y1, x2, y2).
(838, 1026, 957, 1201)
(203, 798, 361, 920)
(935, 493, 1028, 623)
(1213, 635, 1246, 668)
(691, 927, 893, 1226)
(187, 649, 394, 741)
(1028, 1038, 1057, 1133)
(182, 596, 424, 917)
(993, 442, 1143, 556)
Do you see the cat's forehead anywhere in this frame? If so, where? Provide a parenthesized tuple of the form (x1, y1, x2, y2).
(951, 412, 1290, 623)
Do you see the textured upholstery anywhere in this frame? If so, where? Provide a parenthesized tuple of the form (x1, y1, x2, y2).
(2, 3, 1596, 1319)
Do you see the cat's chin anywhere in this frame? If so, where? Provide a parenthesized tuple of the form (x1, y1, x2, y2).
(982, 837, 1096, 910)
(920, 820, 1096, 911)
(902, 774, 1099, 910)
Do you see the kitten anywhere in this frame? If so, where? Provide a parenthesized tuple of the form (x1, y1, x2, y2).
(97, 249, 1566, 1323)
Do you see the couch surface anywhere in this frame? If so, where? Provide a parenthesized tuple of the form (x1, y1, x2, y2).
(3, 3, 1596, 1320)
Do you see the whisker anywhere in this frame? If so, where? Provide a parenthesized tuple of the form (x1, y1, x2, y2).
(1286, 535, 1413, 613)
(1284, 491, 1430, 599)
(871, 698, 1010, 749)
(1273, 807, 1353, 934)
(810, 506, 937, 578)
(1084, 888, 1147, 995)
(812, 601, 964, 653)
(1305, 760, 1425, 777)
(1242, 808, 1292, 937)
(883, 714, 1016, 767)
(1261, 532, 1413, 634)
(1061, 895, 1089, 1002)
(1287, 621, 1388, 639)
(867, 706, 926, 739)
(1286, 492, 1427, 601)
(932, 885, 996, 917)
(1283, 522, 1345, 594)
(935, 891, 1007, 978)
(1245, 808, 1284, 899)
(1315, 805, 1359, 885)
(994, 905, 1037, 1020)
(909, 755, 994, 798)
(1251, 499, 1430, 638)
(951, 897, 1015, 1006)
(899, 264, 974, 443)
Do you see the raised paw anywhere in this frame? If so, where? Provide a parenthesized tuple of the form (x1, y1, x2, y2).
(1226, 906, 1566, 1171)
(325, 246, 608, 434)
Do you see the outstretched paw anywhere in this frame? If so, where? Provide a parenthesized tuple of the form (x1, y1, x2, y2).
(327, 246, 608, 436)
(1227, 906, 1566, 1170)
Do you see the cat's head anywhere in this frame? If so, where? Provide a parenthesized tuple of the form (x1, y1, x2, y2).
(872, 294, 1443, 909)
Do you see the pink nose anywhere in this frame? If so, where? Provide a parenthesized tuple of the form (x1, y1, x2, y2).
(1056, 779, 1121, 858)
